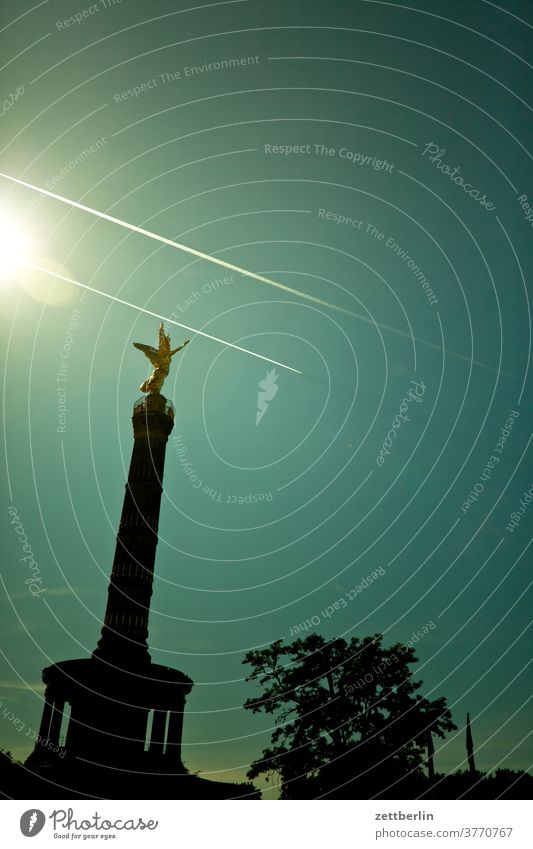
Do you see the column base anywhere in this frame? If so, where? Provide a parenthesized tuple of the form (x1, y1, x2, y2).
(33, 658, 193, 771)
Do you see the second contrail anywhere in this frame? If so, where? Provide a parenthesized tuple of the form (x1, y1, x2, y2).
(28, 263, 302, 373)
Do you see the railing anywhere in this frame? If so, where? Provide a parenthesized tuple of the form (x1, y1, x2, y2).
(133, 396, 175, 418)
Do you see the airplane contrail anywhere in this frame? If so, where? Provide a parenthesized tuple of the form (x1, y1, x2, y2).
(27, 263, 302, 374)
(1, 172, 520, 382)
(0, 171, 360, 319)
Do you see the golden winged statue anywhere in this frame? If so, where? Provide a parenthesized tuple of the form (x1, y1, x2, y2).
(133, 322, 189, 394)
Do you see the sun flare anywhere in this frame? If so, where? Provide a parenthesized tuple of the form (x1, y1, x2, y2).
(0, 213, 31, 279)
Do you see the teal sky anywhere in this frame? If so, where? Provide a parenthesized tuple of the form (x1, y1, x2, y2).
(1, 0, 532, 794)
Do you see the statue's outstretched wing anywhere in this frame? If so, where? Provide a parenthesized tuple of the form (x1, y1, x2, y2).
(170, 339, 190, 356)
(133, 342, 160, 367)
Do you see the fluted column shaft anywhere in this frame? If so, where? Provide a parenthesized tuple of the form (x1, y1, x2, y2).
(93, 394, 174, 666)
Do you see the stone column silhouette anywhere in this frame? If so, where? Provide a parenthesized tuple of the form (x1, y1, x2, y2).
(149, 710, 167, 754)
(37, 701, 53, 741)
(93, 393, 174, 667)
(48, 700, 65, 746)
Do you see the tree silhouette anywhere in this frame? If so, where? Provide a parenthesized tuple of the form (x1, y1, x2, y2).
(243, 633, 456, 798)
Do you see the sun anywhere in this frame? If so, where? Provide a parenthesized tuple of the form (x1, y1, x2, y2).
(0, 213, 31, 279)
(0, 208, 78, 305)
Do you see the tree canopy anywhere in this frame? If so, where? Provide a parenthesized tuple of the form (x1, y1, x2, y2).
(243, 632, 456, 798)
